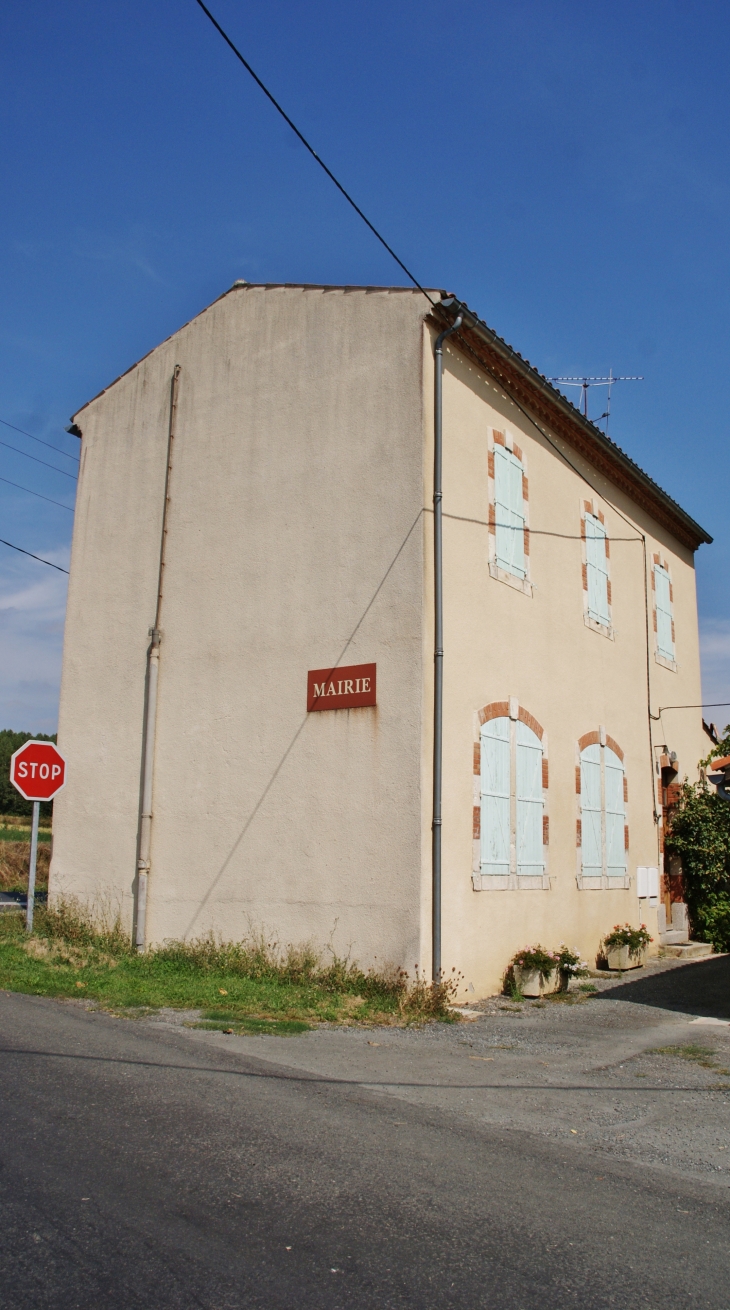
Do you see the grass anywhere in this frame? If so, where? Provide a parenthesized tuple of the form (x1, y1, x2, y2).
(0, 899, 459, 1030)
(0, 841, 50, 894)
(0, 828, 52, 843)
(649, 1044, 730, 1074)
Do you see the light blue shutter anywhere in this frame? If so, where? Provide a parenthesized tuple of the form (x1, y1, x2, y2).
(494, 446, 526, 579)
(516, 721, 543, 877)
(580, 744, 602, 876)
(605, 747, 626, 878)
(481, 718, 510, 877)
(585, 514, 610, 625)
(655, 565, 674, 660)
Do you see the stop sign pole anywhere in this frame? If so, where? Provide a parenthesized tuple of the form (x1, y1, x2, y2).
(9, 740, 66, 931)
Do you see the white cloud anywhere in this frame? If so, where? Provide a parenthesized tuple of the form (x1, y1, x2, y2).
(700, 620, 730, 727)
(0, 550, 68, 733)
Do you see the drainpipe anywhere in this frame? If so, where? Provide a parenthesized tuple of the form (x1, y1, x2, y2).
(134, 364, 180, 951)
(432, 303, 463, 982)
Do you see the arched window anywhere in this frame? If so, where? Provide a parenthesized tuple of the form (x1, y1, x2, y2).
(477, 706, 546, 888)
(579, 733, 628, 886)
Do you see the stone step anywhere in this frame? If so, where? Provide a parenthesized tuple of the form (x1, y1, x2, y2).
(658, 941, 714, 960)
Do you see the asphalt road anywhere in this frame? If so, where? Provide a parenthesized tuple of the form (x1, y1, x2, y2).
(1, 989, 729, 1309)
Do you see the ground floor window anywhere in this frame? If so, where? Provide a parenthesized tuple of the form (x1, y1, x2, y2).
(577, 730, 629, 888)
(473, 701, 548, 890)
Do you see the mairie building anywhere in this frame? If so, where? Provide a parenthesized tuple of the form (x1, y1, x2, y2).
(51, 283, 712, 996)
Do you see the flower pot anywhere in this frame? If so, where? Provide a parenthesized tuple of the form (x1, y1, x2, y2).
(605, 944, 647, 971)
(513, 966, 557, 997)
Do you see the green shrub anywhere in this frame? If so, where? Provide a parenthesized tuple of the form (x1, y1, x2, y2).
(666, 749, 730, 952)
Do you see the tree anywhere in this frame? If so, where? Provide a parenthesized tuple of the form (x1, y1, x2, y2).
(0, 729, 57, 822)
(665, 726, 730, 952)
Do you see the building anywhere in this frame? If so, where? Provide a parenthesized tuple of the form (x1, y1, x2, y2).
(50, 283, 712, 995)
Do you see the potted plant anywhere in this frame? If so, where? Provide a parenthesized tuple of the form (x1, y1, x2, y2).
(555, 944, 590, 991)
(602, 923, 652, 971)
(510, 945, 560, 997)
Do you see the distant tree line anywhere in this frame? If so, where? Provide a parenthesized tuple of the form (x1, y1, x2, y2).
(0, 729, 56, 822)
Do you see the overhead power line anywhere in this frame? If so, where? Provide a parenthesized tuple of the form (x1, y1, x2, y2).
(0, 475, 74, 512)
(0, 416, 79, 463)
(192, 0, 433, 303)
(0, 437, 77, 480)
(0, 538, 69, 574)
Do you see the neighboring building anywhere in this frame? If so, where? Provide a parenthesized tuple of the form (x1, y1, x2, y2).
(50, 283, 712, 995)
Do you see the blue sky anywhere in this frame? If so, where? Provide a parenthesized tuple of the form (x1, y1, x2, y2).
(1, 0, 728, 733)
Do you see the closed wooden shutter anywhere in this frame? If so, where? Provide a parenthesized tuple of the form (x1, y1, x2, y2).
(585, 514, 610, 625)
(605, 747, 626, 877)
(655, 565, 674, 659)
(494, 446, 526, 578)
(516, 721, 544, 876)
(580, 744, 602, 876)
(480, 718, 510, 876)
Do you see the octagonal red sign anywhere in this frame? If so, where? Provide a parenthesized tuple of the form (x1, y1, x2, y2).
(10, 740, 66, 802)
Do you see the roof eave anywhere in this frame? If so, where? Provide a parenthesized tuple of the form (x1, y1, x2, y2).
(432, 299, 712, 552)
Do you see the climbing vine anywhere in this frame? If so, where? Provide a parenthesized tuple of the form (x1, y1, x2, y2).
(665, 727, 730, 952)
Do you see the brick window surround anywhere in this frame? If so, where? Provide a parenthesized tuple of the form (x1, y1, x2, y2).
(580, 499, 614, 640)
(575, 727, 630, 890)
(487, 429, 533, 597)
(472, 698, 549, 892)
(651, 552, 677, 672)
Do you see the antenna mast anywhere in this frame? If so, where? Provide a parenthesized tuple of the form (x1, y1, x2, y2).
(548, 370, 643, 436)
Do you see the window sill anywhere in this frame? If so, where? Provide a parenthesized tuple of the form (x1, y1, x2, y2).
(489, 561, 533, 597)
(576, 874, 630, 890)
(583, 614, 614, 640)
(473, 872, 550, 891)
(655, 652, 677, 672)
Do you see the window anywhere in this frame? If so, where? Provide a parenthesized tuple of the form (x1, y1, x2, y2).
(653, 559, 675, 666)
(577, 731, 628, 888)
(581, 501, 612, 635)
(494, 445, 526, 578)
(474, 702, 548, 890)
(488, 432, 531, 595)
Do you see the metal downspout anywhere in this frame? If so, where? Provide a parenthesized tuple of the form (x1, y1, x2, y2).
(134, 364, 181, 951)
(432, 307, 462, 982)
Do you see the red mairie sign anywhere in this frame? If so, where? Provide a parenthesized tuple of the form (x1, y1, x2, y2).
(10, 740, 66, 802)
(307, 663, 376, 712)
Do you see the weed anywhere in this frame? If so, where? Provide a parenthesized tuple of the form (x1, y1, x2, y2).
(649, 1044, 719, 1069)
(0, 901, 459, 1026)
(194, 1014, 311, 1036)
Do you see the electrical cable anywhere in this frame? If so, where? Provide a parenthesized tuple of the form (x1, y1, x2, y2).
(657, 703, 730, 713)
(192, 0, 434, 304)
(441, 511, 640, 540)
(0, 437, 77, 480)
(0, 539, 69, 573)
(0, 416, 79, 463)
(0, 475, 74, 511)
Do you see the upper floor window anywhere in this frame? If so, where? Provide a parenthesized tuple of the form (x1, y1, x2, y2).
(652, 556, 676, 668)
(577, 729, 628, 888)
(488, 431, 531, 596)
(581, 501, 612, 636)
(473, 701, 548, 890)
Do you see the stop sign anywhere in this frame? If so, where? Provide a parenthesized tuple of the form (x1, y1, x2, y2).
(10, 740, 66, 802)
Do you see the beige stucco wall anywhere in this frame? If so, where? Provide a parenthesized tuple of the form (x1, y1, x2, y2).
(424, 329, 709, 996)
(51, 286, 710, 997)
(51, 286, 432, 967)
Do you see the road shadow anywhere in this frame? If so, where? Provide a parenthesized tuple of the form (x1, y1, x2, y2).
(599, 953, 730, 1020)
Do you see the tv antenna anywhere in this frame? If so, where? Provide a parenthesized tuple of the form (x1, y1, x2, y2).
(548, 370, 643, 436)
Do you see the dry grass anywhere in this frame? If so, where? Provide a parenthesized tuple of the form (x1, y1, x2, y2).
(0, 899, 459, 1024)
(0, 842, 50, 892)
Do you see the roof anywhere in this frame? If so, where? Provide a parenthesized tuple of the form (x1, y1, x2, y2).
(71, 281, 712, 551)
(432, 296, 712, 552)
